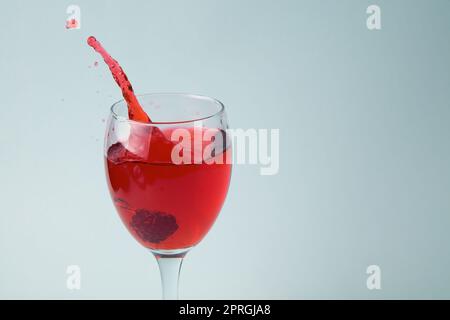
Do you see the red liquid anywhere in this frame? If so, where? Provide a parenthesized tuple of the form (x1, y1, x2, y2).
(87, 36, 150, 123)
(89, 36, 231, 250)
(87, 36, 170, 155)
(105, 128, 232, 250)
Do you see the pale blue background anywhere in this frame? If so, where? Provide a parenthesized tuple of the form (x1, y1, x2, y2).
(0, 0, 449, 299)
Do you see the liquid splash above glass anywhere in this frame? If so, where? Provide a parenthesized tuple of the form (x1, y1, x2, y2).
(87, 36, 151, 123)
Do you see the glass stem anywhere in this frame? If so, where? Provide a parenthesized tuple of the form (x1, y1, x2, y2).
(154, 251, 187, 300)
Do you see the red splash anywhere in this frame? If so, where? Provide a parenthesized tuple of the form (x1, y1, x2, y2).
(87, 36, 151, 123)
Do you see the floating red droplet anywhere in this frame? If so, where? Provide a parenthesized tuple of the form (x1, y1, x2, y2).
(65, 19, 78, 29)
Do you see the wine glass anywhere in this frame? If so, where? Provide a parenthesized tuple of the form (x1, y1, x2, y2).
(104, 93, 232, 299)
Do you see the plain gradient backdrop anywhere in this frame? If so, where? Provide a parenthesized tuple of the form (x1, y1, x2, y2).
(0, 0, 450, 299)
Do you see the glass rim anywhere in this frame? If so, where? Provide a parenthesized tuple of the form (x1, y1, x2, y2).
(110, 92, 225, 125)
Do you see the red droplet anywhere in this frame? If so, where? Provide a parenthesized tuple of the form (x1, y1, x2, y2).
(65, 19, 78, 29)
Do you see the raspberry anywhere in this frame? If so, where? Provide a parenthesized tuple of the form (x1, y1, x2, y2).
(130, 209, 178, 243)
(107, 142, 142, 164)
(107, 142, 126, 163)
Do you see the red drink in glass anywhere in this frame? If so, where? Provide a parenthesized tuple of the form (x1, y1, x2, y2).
(105, 127, 232, 250)
(88, 36, 231, 298)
